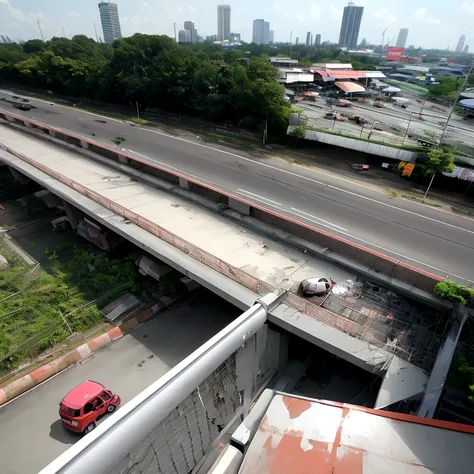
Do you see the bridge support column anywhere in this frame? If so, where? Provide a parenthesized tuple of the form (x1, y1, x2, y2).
(80, 140, 89, 150)
(179, 177, 190, 189)
(8, 166, 29, 184)
(48, 130, 56, 138)
(229, 197, 250, 216)
(63, 200, 83, 230)
(117, 155, 128, 165)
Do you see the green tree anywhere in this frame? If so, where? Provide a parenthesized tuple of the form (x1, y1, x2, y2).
(423, 148, 455, 176)
(434, 280, 474, 305)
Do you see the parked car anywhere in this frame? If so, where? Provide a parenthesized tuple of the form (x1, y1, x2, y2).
(59, 380, 121, 434)
(300, 277, 336, 296)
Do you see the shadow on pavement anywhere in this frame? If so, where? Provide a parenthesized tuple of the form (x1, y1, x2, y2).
(49, 419, 80, 445)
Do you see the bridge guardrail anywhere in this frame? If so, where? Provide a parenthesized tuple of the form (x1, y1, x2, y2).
(0, 109, 444, 295)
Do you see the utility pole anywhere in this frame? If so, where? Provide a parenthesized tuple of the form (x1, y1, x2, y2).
(93, 23, 99, 42)
(37, 20, 45, 41)
(173, 23, 177, 42)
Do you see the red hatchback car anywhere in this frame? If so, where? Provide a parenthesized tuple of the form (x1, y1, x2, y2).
(59, 380, 121, 434)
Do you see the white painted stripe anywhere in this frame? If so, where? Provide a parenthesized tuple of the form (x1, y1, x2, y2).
(291, 207, 348, 232)
(237, 189, 282, 207)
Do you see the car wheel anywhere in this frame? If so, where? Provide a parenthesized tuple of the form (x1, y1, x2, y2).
(84, 423, 95, 434)
(107, 405, 116, 413)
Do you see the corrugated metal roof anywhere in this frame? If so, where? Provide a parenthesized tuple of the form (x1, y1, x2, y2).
(335, 81, 366, 93)
(238, 394, 474, 474)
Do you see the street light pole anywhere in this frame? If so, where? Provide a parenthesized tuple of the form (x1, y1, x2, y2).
(422, 173, 436, 203)
(439, 60, 474, 145)
(402, 112, 414, 145)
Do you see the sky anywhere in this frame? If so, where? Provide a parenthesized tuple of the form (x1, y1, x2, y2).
(0, 0, 472, 50)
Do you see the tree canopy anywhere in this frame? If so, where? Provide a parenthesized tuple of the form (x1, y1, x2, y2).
(422, 148, 455, 176)
(0, 34, 298, 136)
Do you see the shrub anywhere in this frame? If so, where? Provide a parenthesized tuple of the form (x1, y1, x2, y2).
(434, 280, 474, 305)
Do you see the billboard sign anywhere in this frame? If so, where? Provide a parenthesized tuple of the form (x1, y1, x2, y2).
(386, 47, 404, 61)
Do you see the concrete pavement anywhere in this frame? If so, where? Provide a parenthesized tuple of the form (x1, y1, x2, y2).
(0, 291, 240, 474)
(1, 93, 474, 283)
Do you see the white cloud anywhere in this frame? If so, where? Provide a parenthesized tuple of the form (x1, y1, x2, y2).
(66, 11, 79, 18)
(461, 3, 474, 14)
(373, 8, 396, 24)
(413, 7, 440, 24)
(0, 0, 25, 22)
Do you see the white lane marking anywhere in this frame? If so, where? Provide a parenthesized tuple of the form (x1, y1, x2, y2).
(291, 207, 348, 232)
(125, 149, 215, 185)
(237, 189, 282, 207)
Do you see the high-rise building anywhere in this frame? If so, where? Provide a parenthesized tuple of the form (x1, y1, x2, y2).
(178, 30, 187, 43)
(315, 33, 321, 47)
(305, 31, 311, 47)
(269, 30, 274, 44)
(338, 2, 364, 49)
(295, 37, 299, 45)
(464, 44, 469, 54)
(217, 5, 231, 41)
(456, 34, 466, 53)
(396, 28, 409, 48)
(184, 21, 197, 43)
(252, 19, 270, 45)
(230, 32, 241, 43)
(98, 1, 122, 44)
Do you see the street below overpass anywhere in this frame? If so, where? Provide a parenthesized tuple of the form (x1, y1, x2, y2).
(0, 292, 240, 474)
(1, 92, 474, 284)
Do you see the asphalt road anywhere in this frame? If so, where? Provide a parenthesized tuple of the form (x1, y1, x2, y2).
(0, 291, 239, 474)
(1, 91, 474, 283)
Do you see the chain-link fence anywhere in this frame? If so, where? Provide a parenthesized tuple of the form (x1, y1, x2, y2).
(108, 355, 240, 474)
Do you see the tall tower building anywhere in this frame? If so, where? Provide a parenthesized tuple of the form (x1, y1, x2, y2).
(456, 34, 466, 53)
(269, 30, 274, 44)
(184, 21, 197, 43)
(98, 1, 122, 44)
(396, 28, 409, 48)
(338, 2, 364, 49)
(305, 31, 311, 47)
(217, 5, 231, 41)
(315, 33, 321, 47)
(252, 19, 270, 45)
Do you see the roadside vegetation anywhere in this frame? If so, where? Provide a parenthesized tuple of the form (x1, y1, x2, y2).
(0, 238, 139, 376)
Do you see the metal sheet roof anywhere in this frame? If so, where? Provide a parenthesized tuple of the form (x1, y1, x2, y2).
(238, 394, 474, 474)
(335, 81, 366, 93)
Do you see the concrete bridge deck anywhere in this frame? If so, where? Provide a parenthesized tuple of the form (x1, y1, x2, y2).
(0, 124, 435, 408)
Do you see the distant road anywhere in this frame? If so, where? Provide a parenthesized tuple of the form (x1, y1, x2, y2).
(1, 91, 474, 283)
(0, 292, 239, 474)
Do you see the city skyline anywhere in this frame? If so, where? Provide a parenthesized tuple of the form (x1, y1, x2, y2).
(0, 0, 471, 50)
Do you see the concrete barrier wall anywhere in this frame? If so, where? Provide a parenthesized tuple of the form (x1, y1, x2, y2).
(0, 110, 443, 294)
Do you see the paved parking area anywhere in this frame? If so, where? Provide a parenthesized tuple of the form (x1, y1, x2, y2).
(0, 290, 240, 474)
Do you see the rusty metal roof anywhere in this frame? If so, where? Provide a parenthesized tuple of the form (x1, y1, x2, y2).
(237, 394, 474, 473)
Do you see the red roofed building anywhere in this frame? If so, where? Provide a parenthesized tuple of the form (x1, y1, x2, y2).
(204, 390, 474, 474)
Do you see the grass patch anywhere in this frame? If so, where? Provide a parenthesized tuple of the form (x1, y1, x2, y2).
(130, 118, 151, 126)
(0, 242, 139, 376)
(386, 188, 398, 198)
(112, 136, 126, 145)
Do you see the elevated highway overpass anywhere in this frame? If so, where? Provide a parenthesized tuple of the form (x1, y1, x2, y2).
(0, 115, 467, 474)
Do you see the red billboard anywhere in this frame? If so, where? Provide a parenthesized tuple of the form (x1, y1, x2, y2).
(386, 47, 404, 61)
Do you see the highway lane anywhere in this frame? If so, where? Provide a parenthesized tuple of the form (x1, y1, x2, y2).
(0, 291, 239, 474)
(1, 93, 474, 282)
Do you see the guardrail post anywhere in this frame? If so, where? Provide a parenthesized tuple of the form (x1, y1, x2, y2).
(48, 130, 56, 138)
(24, 121, 32, 128)
(80, 140, 89, 150)
(229, 197, 251, 216)
(179, 177, 190, 189)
